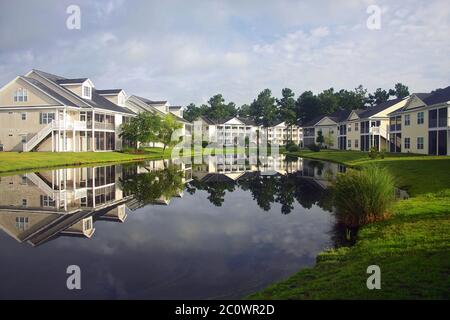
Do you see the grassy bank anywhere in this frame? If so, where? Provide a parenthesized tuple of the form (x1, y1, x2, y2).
(285, 150, 450, 196)
(249, 150, 450, 299)
(0, 148, 170, 174)
(0, 146, 253, 174)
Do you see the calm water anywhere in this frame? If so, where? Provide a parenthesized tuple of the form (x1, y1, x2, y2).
(0, 155, 345, 299)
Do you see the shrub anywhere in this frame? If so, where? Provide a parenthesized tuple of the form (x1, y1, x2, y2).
(333, 165, 395, 227)
(368, 147, 380, 159)
(308, 144, 321, 152)
(287, 143, 300, 152)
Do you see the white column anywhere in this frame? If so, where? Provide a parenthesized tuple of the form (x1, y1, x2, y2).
(63, 109, 67, 152)
(92, 110, 95, 151)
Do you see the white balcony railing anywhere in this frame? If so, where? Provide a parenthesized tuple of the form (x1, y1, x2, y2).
(369, 126, 387, 138)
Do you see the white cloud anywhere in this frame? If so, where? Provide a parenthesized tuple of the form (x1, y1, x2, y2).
(0, 0, 449, 106)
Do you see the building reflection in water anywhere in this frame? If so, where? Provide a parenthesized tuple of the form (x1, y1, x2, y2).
(0, 154, 340, 247)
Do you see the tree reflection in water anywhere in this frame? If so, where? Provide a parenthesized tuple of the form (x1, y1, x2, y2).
(121, 164, 185, 207)
(187, 172, 334, 215)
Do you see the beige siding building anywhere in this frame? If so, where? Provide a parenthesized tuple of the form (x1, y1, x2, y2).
(0, 70, 136, 152)
(388, 87, 450, 155)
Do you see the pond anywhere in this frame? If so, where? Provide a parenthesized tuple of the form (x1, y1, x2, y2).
(0, 154, 346, 299)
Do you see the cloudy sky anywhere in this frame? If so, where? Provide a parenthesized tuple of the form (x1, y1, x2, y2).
(0, 0, 449, 106)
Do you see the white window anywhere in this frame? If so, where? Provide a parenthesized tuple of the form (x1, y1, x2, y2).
(347, 140, 351, 148)
(13, 88, 28, 102)
(417, 137, 424, 149)
(40, 112, 56, 124)
(84, 218, 92, 230)
(355, 123, 359, 131)
(21, 199, 27, 207)
(404, 114, 410, 126)
(21, 112, 27, 120)
(355, 139, 359, 148)
(83, 86, 91, 99)
(348, 125, 351, 132)
(16, 217, 29, 231)
(21, 135, 27, 144)
(41, 195, 55, 207)
(417, 112, 424, 125)
(404, 137, 410, 149)
(80, 112, 86, 122)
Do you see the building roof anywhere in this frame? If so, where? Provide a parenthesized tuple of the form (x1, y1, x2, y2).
(29, 70, 135, 115)
(199, 116, 256, 126)
(199, 116, 216, 125)
(169, 112, 191, 124)
(133, 95, 168, 105)
(21, 76, 76, 106)
(56, 78, 88, 85)
(358, 98, 404, 118)
(302, 115, 326, 127)
(90, 89, 135, 115)
(388, 87, 450, 116)
(327, 109, 352, 123)
(422, 86, 450, 106)
(96, 89, 124, 95)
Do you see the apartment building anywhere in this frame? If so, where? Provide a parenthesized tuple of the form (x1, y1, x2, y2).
(302, 98, 408, 151)
(0, 164, 129, 246)
(195, 116, 258, 145)
(338, 98, 408, 151)
(302, 109, 351, 149)
(387, 87, 450, 155)
(0, 70, 136, 152)
(267, 121, 303, 146)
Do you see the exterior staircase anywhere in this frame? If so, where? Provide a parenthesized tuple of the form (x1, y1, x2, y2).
(23, 121, 53, 152)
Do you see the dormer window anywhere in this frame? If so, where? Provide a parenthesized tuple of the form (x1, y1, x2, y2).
(13, 88, 28, 102)
(83, 86, 92, 99)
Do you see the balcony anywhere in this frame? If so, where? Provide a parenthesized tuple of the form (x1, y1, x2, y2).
(94, 121, 115, 131)
(389, 124, 401, 132)
(53, 120, 87, 130)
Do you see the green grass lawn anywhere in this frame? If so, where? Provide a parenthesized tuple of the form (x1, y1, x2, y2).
(249, 150, 450, 300)
(0, 146, 254, 174)
(0, 148, 170, 174)
(287, 150, 450, 196)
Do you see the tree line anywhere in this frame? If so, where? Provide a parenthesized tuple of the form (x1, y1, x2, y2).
(183, 83, 410, 127)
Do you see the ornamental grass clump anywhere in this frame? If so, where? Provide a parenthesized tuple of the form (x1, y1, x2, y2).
(333, 165, 395, 227)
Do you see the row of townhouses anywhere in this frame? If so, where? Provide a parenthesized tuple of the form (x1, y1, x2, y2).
(195, 116, 303, 146)
(302, 86, 450, 156)
(0, 69, 448, 155)
(0, 69, 192, 152)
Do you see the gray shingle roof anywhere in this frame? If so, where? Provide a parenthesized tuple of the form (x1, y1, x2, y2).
(96, 89, 123, 95)
(90, 89, 135, 115)
(56, 78, 88, 85)
(133, 95, 167, 105)
(31, 70, 135, 115)
(21, 76, 76, 106)
(422, 86, 450, 106)
(199, 116, 256, 126)
(358, 98, 404, 118)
